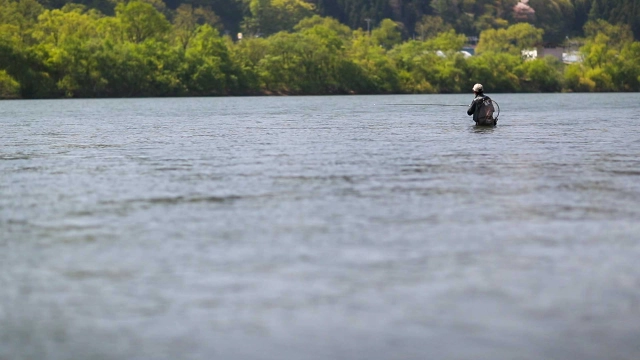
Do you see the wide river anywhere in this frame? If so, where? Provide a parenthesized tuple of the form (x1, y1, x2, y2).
(2, 93, 640, 360)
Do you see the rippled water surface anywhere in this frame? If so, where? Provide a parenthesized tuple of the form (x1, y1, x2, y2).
(2, 93, 640, 360)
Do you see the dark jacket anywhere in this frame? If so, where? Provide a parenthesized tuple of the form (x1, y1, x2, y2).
(467, 93, 496, 126)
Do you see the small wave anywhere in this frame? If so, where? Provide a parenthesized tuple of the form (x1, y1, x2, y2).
(608, 170, 640, 176)
(63, 269, 134, 280)
(154, 166, 192, 171)
(16, 166, 45, 172)
(57, 144, 120, 149)
(554, 182, 618, 192)
(401, 164, 445, 174)
(149, 195, 239, 204)
(110, 194, 243, 206)
(274, 175, 356, 183)
(506, 203, 628, 221)
(0, 154, 31, 160)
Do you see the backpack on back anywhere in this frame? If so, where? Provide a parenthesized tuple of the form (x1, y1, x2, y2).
(478, 97, 495, 121)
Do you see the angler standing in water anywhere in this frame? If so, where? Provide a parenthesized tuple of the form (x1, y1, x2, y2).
(467, 83, 497, 126)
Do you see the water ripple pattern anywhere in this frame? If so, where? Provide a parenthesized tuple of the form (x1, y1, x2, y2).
(2, 94, 640, 360)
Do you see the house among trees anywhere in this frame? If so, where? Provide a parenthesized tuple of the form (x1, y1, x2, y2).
(521, 46, 581, 64)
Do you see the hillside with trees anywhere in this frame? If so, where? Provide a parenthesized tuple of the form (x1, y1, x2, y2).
(29, 0, 640, 43)
(1, 0, 639, 98)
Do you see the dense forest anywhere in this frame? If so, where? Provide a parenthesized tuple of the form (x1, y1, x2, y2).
(1, 0, 639, 98)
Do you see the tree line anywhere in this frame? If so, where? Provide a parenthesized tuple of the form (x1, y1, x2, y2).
(0, 0, 639, 99)
(34, 0, 640, 43)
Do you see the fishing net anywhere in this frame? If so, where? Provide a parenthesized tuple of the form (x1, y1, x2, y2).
(491, 100, 500, 121)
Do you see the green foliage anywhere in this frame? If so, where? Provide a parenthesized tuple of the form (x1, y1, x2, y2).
(476, 23, 544, 55)
(466, 52, 521, 92)
(242, 0, 315, 36)
(348, 29, 401, 93)
(2, 0, 639, 98)
(172, 4, 220, 50)
(115, 0, 171, 43)
(564, 63, 594, 91)
(388, 40, 437, 93)
(583, 19, 634, 50)
(414, 15, 453, 40)
(588, 0, 640, 39)
(253, 29, 346, 93)
(32, 7, 101, 46)
(0, 0, 44, 45)
(473, 0, 512, 32)
(371, 19, 402, 50)
(20, 0, 640, 43)
(97, 40, 185, 96)
(527, 0, 575, 44)
(564, 20, 640, 92)
(614, 41, 640, 91)
(229, 36, 266, 92)
(0, 43, 57, 98)
(31, 6, 106, 97)
(0, 69, 20, 98)
(423, 30, 467, 51)
(515, 56, 563, 92)
(182, 25, 244, 95)
(294, 15, 352, 50)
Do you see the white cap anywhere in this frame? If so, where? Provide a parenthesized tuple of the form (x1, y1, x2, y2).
(472, 83, 483, 92)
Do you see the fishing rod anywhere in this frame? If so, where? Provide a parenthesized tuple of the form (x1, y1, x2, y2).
(384, 100, 501, 122)
(384, 103, 468, 107)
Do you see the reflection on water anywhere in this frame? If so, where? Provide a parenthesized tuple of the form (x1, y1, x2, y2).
(470, 124, 496, 133)
(1, 93, 640, 360)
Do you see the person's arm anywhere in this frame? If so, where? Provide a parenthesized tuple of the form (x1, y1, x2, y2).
(467, 99, 477, 116)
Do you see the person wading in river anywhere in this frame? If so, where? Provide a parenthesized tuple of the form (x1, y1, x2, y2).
(467, 83, 496, 126)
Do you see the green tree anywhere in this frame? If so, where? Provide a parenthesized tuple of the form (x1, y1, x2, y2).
(115, 0, 171, 43)
(229, 36, 268, 92)
(564, 63, 595, 91)
(252, 30, 339, 93)
(613, 40, 640, 91)
(430, 0, 459, 26)
(254, 32, 301, 92)
(390, 30, 468, 93)
(0, 38, 56, 98)
(589, 0, 640, 39)
(182, 24, 239, 95)
(294, 14, 352, 39)
(0, 0, 44, 45)
(414, 15, 453, 40)
(95, 40, 184, 96)
(242, 0, 315, 36)
(527, 0, 575, 44)
(294, 16, 354, 92)
(172, 4, 220, 50)
(476, 22, 544, 55)
(565, 20, 639, 92)
(32, 6, 101, 46)
(31, 6, 107, 97)
(515, 56, 563, 92)
(473, 0, 511, 32)
(0, 69, 20, 98)
(466, 52, 522, 92)
(347, 29, 400, 93)
(371, 18, 402, 50)
(422, 29, 467, 51)
(389, 40, 438, 93)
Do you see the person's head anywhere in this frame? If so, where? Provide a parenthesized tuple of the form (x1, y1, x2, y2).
(472, 83, 483, 94)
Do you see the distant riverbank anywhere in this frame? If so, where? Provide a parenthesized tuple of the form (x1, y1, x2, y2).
(1, 4, 638, 99)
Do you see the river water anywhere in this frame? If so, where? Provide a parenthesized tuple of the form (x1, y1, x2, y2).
(2, 93, 640, 360)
